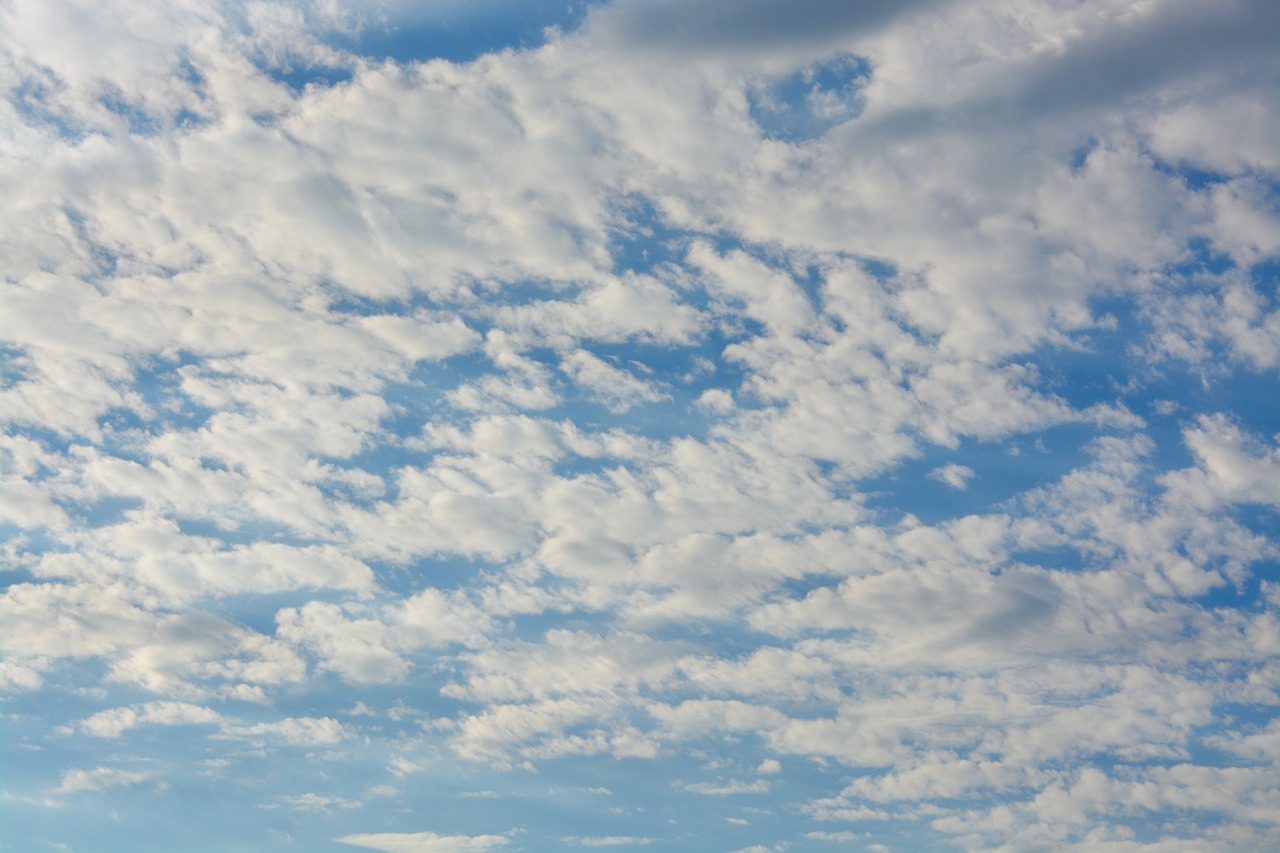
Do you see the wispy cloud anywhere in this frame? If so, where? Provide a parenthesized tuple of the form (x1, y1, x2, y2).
(336, 832, 510, 853)
(56, 767, 153, 794)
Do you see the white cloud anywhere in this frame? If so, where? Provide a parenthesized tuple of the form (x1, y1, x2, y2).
(80, 701, 222, 738)
(561, 350, 667, 413)
(276, 792, 362, 814)
(1146, 89, 1280, 174)
(57, 766, 153, 794)
(276, 601, 409, 685)
(680, 779, 771, 796)
(1, 0, 1277, 850)
(929, 463, 976, 490)
(562, 838, 656, 847)
(336, 832, 510, 853)
(0, 658, 44, 691)
(221, 715, 349, 746)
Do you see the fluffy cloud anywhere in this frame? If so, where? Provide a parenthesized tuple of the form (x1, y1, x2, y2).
(1, 0, 1276, 850)
(79, 701, 222, 738)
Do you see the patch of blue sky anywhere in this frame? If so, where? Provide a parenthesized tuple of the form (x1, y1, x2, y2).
(464, 278, 593, 312)
(1067, 135, 1100, 171)
(327, 0, 604, 66)
(0, 428, 72, 478)
(169, 512, 326, 547)
(11, 744, 339, 853)
(1149, 152, 1252, 193)
(324, 287, 442, 317)
(1026, 346, 1145, 416)
(7, 77, 85, 142)
(1181, 697, 1276, 753)
(1166, 235, 1238, 276)
(1005, 544, 1089, 573)
(433, 753, 776, 850)
(853, 255, 900, 284)
(352, 351, 492, 424)
(60, 207, 120, 278)
(72, 494, 147, 530)
(553, 350, 746, 430)
(606, 194, 696, 275)
(1251, 272, 1280, 339)
(263, 64, 355, 94)
(97, 91, 163, 136)
(548, 452, 644, 483)
(98, 364, 217, 439)
(748, 56, 871, 144)
(860, 422, 1101, 528)
(263, 669, 457, 721)
(375, 553, 504, 596)
(504, 597, 619, 641)
(1187, 529, 1279, 603)
(2, 664, 120, 729)
(305, 472, 392, 511)
(1192, 703, 1280, 768)
(0, 342, 30, 381)
(1133, 360, 1277, 456)
(1025, 284, 1278, 454)
(0, 537, 41, 587)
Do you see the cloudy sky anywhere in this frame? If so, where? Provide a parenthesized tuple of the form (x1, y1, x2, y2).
(1, 0, 1278, 851)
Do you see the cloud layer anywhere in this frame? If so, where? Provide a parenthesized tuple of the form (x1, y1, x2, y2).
(1, 1, 1277, 851)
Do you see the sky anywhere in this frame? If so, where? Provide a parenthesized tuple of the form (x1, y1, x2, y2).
(0, 1, 1278, 851)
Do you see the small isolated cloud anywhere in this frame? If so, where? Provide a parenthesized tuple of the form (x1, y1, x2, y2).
(697, 388, 735, 413)
(3, 791, 65, 809)
(276, 792, 362, 813)
(221, 716, 349, 746)
(57, 767, 153, 793)
(680, 779, 770, 796)
(756, 759, 781, 775)
(336, 832, 510, 853)
(562, 837, 657, 847)
(929, 463, 977, 490)
(804, 831, 862, 842)
(80, 701, 222, 738)
(389, 756, 423, 777)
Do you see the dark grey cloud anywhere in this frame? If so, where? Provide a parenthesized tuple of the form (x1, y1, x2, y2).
(584, 0, 949, 58)
(838, 0, 1280, 146)
(1014, 0, 1280, 116)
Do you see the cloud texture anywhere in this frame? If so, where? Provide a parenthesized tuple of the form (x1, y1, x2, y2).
(1, 0, 1277, 851)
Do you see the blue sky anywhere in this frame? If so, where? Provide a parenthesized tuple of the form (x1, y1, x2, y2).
(1, 1, 1278, 852)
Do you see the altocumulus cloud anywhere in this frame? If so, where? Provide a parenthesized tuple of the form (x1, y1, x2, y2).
(1, 0, 1278, 851)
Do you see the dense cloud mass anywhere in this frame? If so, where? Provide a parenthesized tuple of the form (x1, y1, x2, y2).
(1, 1, 1278, 851)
